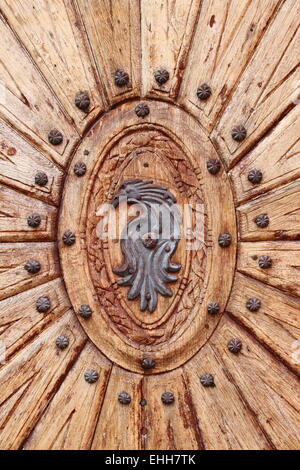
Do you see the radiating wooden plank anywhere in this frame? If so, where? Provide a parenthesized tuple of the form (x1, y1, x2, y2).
(237, 180, 300, 241)
(210, 316, 300, 450)
(142, 369, 204, 450)
(0, 11, 79, 166)
(227, 273, 300, 375)
(179, 0, 281, 131)
(0, 311, 86, 450)
(0, 278, 70, 360)
(0, 185, 57, 241)
(212, 0, 300, 167)
(24, 342, 111, 450)
(0, 0, 106, 134)
(238, 241, 300, 297)
(91, 366, 142, 450)
(0, 242, 60, 300)
(141, 0, 201, 99)
(77, 0, 141, 105)
(183, 343, 271, 449)
(230, 108, 300, 204)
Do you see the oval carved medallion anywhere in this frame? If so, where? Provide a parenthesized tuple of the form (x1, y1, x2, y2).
(59, 101, 236, 373)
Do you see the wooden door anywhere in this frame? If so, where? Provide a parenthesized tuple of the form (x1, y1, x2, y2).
(0, 0, 299, 451)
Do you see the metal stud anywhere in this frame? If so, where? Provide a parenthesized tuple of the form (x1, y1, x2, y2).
(114, 69, 129, 87)
(154, 69, 169, 85)
(246, 297, 261, 312)
(142, 233, 158, 249)
(48, 129, 63, 146)
(135, 103, 150, 118)
(161, 391, 175, 405)
(62, 230, 76, 246)
(141, 357, 156, 370)
(35, 171, 48, 187)
(218, 233, 232, 248)
(118, 391, 131, 405)
(197, 83, 212, 100)
(248, 168, 263, 185)
(78, 304, 92, 319)
(255, 214, 269, 228)
(74, 161, 87, 177)
(55, 335, 69, 350)
(258, 255, 272, 269)
(207, 158, 221, 175)
(24, 260, 41, 275)
(207, 302, 220, 315)
(36, 296, 51, 313)
(200, 373, 215, 387)
(227, 338, 242, 354)
(27, 213, 41, 228)
(75, 91, 90, 111)
(84, 369, 99, 384)
(140, 399, 147, 407)
(231, 125, 247, 142)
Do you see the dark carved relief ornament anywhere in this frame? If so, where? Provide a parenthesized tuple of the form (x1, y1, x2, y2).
(112, 179, 181, 313)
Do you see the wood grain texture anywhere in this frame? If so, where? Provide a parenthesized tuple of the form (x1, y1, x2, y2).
(210, 317, 300, 450)
(212, 0, 300, 167)
(0, 242, 60, 300)
(0, 0, 106, 134)
(141, 0, 201, 99)
(179, 0, 282, 131)
(227, 272, 300, 375)
(0, 184, 57, 241)
(0, 311, 86, 450)
(77, 0, 141, 105)
(24, 342, 111, 450)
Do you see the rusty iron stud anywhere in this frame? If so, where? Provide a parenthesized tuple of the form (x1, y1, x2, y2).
(24, 260, 41, 275)
(258, 255, 272, 269)
(200, 373, 215, 387)
(154, 69, 170, 85)
(36, 296, 51, 313)
(62, 230, 76, 246)
(142, 233, 158, 249)
(140, 399, 147, 407)
(141, 357, 156, 370)
(231, 125, 247, 142)
(55, 335, 69, 350)
(218, 233, 232, 248)
(74, 161, 87, 177)
(35, 171, 48, 187)
(118, 391, 131, 405)
(228, 338, 243, 354)
(48, 129, 63, 146)
(135, 103, 150, 118)
(255, 213, 269, 228)
(161, 391, 175, 405)
(207, 158, 221, 175)
(248, 168, 263, 185)
(207, 302, 220, 315)
(114, 69, 129, 87)
(75, 91, 90, 111)
(197, 83, 212, 100)
(27, 213, 41, 228)
(79, 304, 92, 319)
(246, 297, 261, 312)
(84, 369, 99, 384)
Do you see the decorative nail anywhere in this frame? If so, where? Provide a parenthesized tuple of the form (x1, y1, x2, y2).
(75, 91, 90, 111)
(154, 69, 169, 85)
(55, 335, 69, 350)
(27, 213, 41, 228)
(79, 304, 92, 319)
(84, 369, 99, 384)
(232, 125, 247, 142)
(246, 297, 261, 312)
(35, 171, 48, 187)
(255, 214, 269, 228)
(227, 338, 242, 354)
(114, 69, 129, 87)
(62, 230, 76, 246)
(141, 357, 156, 370)
(135, 103, 150, 118)
(24, 260, 41, 274)
(258, 255, 272, 269)
(118, 391, 131, 405)
(207, 302, 220, 315)
(74, 161, 87, 177)
(48, 129, 63, 146)
(248, 168, 263, 185)
(200, 373, 215, 387)
(36, 296, 51, 313)
(161, 391, 175, 405)
(218, 233, 232, 248)
(142, 233, 158, 249)
(207, 158, 221, 175)
(197, 83, 212, 100)
(140, 399, 147, 407)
